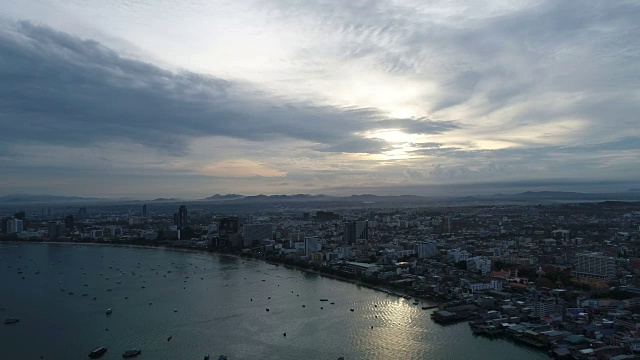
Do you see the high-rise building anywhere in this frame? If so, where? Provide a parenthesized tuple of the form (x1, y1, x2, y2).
(64, 215, 74, 231)
(216, 217, 239, 247)
(47, 221, 64, 239)
(344, 220, 369, 244)
(574, 252, 617, 281)
(304, 236, 321, 256)
(173, 205, 188, 231)
(415, 241, 437, 259)
(7, 219, 23, 233)
(142, 204, 147, 217)
(442, 216, 452, 234)
(1, 217, 9, 233)
(243, 223, 273, 247)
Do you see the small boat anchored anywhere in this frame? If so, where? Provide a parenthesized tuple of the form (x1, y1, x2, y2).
(4, 318, 19, 324)
(88, 346, 107, 358)
(122, 349, 141, 358)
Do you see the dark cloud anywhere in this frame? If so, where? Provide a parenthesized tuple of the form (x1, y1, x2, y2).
(372, 118, 459, 134)
(0, 20, 459, 156)
(313, 137, 390, 153)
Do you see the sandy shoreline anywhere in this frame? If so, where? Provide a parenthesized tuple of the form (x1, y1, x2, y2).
(3, 240, 440, 307)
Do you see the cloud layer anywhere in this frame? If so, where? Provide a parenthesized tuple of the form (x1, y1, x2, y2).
(1, 0, 639, 197)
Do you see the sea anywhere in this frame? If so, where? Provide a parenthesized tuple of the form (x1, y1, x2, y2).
(0, 243, 550, 360)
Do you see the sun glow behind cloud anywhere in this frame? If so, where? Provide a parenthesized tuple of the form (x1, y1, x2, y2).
(1, 0, 639, 197)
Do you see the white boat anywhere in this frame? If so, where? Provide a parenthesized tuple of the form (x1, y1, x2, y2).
(106, 308, 112, 315)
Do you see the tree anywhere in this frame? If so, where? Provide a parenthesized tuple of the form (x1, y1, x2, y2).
(455, 260, 467, 270)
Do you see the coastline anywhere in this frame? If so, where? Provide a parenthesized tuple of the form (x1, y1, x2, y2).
(2, 240, 440, 307)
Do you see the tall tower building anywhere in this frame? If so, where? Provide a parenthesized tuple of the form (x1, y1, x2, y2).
(173, 205, 188, 231)
(142, 204, 147, 217)
(64, 215, 74, 231)
(344, 220, 369, 244)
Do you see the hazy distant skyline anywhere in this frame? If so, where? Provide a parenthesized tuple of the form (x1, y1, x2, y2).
(1, 0, 639, 198)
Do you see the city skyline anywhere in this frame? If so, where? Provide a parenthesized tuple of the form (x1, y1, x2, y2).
(1, 0, 639, 198)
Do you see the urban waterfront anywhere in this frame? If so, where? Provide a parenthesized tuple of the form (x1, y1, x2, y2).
(0, 243, 548, 359)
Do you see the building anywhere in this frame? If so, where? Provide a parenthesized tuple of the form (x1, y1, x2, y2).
(173, 205, 188, 231)
(469, 280, 503, 293)
(64, 215, 74, 231)
(552, 230, 570, 243)
(7, 219, 24, 233)
(533, 299, 557, 318)
(0, 217, 8, 233)
(344, 220, 369, 244)
(447, 248, 470, 263)
(467, 256, 492, 275)
(573, 252, 617, 281)
(216, 217, 240, 247)
(442, 216, 452, 234)
(415, 241, 437, 259)
(304, 236, 321, 256)
(335, 246, 352, 259)
(243, 223, 273, 247)
(47, 221, 65, 239)
(142, 204, 147, 217)
(343, 262, 381, 276)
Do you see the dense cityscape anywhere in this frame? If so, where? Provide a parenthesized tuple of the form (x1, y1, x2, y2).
(2, 198, 640, 359)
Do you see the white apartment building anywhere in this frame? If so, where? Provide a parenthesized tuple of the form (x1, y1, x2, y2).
(573, 252, 616, 281)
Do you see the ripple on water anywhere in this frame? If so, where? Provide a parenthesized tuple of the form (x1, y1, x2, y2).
(0, 244, 549, 360)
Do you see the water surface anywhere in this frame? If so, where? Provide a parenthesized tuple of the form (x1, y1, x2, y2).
(0, 244, 549, 359)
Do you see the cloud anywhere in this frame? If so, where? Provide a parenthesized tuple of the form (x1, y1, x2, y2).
(1, 0, 640, 197)
(372, 118, 459, 134)
(0, 20, 459, 158)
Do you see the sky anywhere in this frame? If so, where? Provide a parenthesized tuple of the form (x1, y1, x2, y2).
(1, 0, 639, 199)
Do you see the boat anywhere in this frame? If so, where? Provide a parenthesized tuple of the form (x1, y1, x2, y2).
(350, 309, 354, 312)
(218, 356, 227, 360)
(413, 302, 419, 305)
(167, 335, 172, 341)
(88, 346, 107, 358)
(122, 349, 141, 358)
(320, 299, 329, 302)
(4, 318, 19, 324)
(204, 355, 209, 360)
(106, 308, 112, 315)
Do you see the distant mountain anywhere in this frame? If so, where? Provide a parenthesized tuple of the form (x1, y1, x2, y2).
(236, 194, 330, 203)
(475, 191, 640, 201)
(150, 197, 179, 202)
(0, 194, 102, 204)
(201, 194, 245, 201)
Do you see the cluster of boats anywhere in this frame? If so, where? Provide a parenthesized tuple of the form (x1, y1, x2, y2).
(88, 347, 141, 358)
(88, 346, 224, 359)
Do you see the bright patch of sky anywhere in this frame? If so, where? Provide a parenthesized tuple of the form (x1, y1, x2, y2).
(1, 0, 639, 197)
